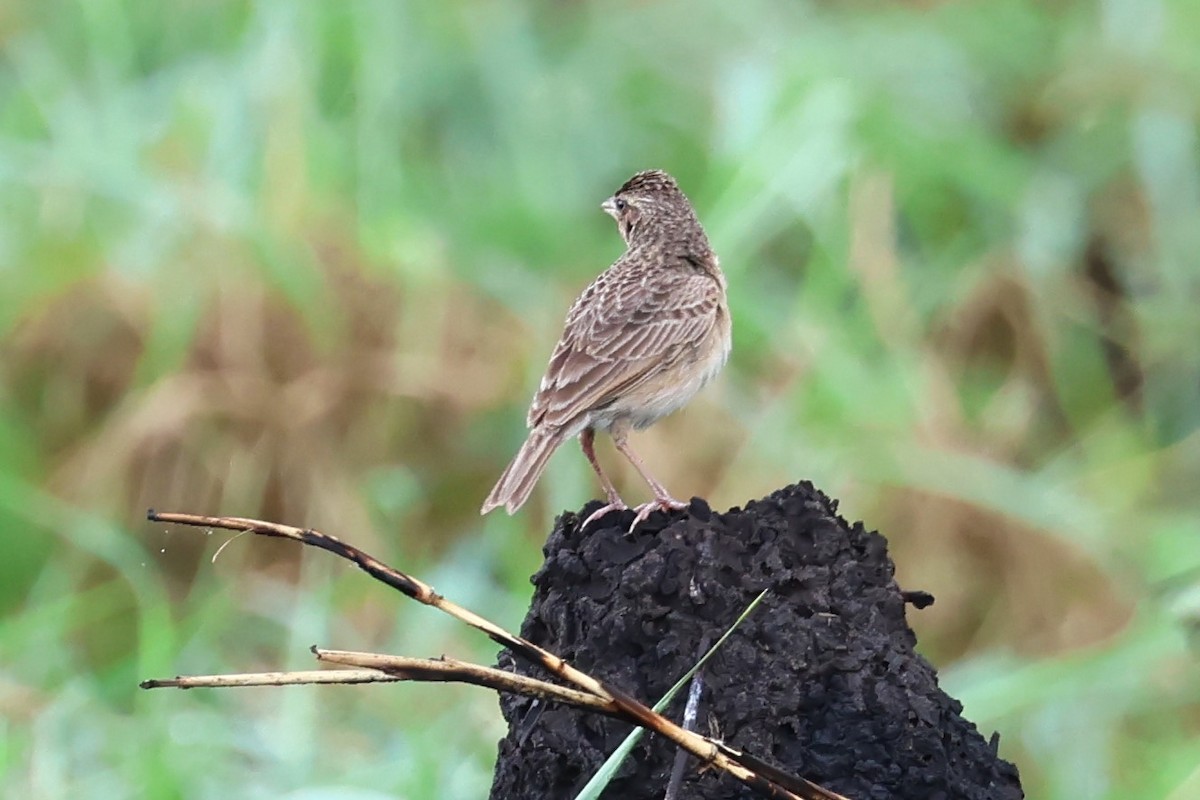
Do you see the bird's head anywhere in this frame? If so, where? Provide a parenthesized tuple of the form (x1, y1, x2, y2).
(601, 169, 700, 246)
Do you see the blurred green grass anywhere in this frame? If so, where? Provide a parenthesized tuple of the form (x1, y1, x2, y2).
(1, 0, 1198, 798)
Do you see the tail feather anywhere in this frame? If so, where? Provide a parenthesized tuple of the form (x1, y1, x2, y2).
(481, 428, 564, 514)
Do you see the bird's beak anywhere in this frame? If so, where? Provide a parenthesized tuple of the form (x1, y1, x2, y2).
(601, 197, 618, 219)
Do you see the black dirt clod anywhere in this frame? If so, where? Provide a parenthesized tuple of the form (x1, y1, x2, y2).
(489, 481, 1023, 800)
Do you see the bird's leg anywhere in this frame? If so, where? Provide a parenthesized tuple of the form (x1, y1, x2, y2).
(580, 427, 625, 505)
(580, 427, 628, 529)
(611, 423, 688, 532)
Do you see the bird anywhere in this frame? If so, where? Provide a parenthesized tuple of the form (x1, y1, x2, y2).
(480, 169, 731, 531)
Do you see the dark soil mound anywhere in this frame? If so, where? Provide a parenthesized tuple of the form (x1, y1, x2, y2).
(490, 481, 1023, 799)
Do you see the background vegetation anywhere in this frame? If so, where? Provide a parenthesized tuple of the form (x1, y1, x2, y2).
(2, 1, 1198, 797)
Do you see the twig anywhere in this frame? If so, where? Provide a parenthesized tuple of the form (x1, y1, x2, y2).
(665, 633, 713, 800)
(141, 651, 617, 715)
(312, 649, 614, 713)
(140, 669, 397, 689)
(145, 509, 849, 800)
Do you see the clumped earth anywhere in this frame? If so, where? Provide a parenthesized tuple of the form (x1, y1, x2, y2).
(489, 481, 1024, 800)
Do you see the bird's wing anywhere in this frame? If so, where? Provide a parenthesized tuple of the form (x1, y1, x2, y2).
(528, 255, 723, 430)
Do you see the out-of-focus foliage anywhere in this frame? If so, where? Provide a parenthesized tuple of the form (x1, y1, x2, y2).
(1, 1, 1197, 798)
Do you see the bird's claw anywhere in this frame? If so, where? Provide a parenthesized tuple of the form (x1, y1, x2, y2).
(581, 501, 629, 530)
(627, 497, 688, 533)
(581, 496, 689, 533)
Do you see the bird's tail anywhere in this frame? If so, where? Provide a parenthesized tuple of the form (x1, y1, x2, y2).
(480, 428, 564, 514)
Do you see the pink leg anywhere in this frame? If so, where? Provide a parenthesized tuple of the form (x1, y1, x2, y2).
(580, 428, 624, 505)
(611, 423, 687, 532)
(580, 428, 628, 529)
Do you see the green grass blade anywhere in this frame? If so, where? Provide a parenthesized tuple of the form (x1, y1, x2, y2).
(572, 588, 771, 800)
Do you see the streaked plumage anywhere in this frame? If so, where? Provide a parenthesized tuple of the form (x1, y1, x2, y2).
(481, 170, 730, 530)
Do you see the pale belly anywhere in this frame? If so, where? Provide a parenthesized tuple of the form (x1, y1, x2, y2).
(589, 316, 731, 433)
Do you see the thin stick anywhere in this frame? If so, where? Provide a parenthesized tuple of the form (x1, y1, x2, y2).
(313, 649, 614, 713)
(666, 632, 713, 800)
(140, 670, 397, 689)
(146, 509, 849, 800)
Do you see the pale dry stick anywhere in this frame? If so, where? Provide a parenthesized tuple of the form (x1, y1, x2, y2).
(141, 670, 396, 689)
(146, 509, 849, 800)
(665, 632, 714, 800)
(313, 649, 612, 714)
(142, 653, 611, 715)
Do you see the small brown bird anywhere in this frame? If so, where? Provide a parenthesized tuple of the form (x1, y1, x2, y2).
(481, 170, 731, 530)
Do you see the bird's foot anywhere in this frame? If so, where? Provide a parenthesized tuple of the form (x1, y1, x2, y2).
(628, 496, 689, 533)
(582, 500, 630, 530)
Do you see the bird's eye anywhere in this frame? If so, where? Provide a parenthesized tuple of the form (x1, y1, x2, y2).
(614, 198, 628, 211)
